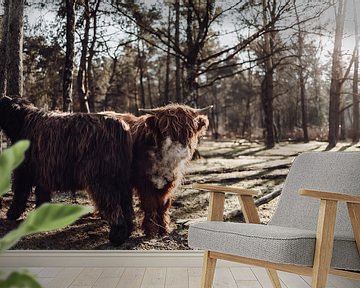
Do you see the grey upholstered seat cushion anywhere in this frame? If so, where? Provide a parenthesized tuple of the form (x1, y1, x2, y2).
(188, 221, 360, 271)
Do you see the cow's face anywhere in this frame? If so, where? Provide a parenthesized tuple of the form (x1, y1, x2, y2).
(141, 104, 210, 189)
(0, 97, 14, 127)
(143, 104, 209, 151)
(0, 97, 35, 139)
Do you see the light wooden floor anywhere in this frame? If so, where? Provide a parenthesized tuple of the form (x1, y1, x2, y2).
(1, 252, 359, 288)
(2, 266, 360, 288)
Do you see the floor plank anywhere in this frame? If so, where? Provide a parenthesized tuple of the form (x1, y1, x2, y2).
(45, 267, 83, 288)
(230, 267, 257, 281)
(99, 267, 125, 278)
(165, 268, 189, 288)
(188, 267, 201, 288)
(38, 267, 63, 278)
(278, 271, 310, 288)
(36, 277, 54, 287)
(251, 267, 287, 288)
(25, 267, 44, 276)
(116, 267, 146, 288)
(213, 267, 237, 288)
(71, 267, 103, 286)
(327, 275, 360, 288)
(236, 280, 262, 288)
(301, 275, 335, 288)
(92, 276, 121, 288)
(141, 267, 167, 288)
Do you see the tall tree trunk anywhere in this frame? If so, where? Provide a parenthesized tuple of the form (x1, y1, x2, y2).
(164, 6, 171, 105)
(63, 0, 75, 112)
(294, 1, 309, 143)
(261, 73, 275, 148)
(210, 87, 219, 139)
(299, 67, 309, 142)
(352, 0, 359, 143)
(137, 39, 146, 108)
(242, 67, 252, 138)
(133, 79, 139, 112)
(184, 2, 196, 105)
(261, 0, 275, 149)
(0, 0, 10, 97)
(147, 73, 153, 108)
(157, 64, 162, 104)
(183, 0, 215, 106)
(77, 0, 91, 113)
(174, 0, 181, 103)
(327, 0, 347, 150)
(340, 104, 346, 140)
(6, 0, 24, 97)
(103, 57, 118, 110)
(313, 58, 322, 125)
(87, 0, 101, 112)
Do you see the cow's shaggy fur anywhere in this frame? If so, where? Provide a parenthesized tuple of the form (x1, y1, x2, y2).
(104, 104, 209, 236)
(0, 96, 133, 244)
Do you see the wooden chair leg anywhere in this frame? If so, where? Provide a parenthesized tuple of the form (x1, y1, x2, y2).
(266, 269, 282, 288)
(201, 251, 217, 288)
(347, 202, 360, 252)
(311, 200, 337, 288)
(238, 195, 283, 287)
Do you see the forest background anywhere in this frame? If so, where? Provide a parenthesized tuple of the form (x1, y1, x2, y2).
(1, 0, 359, 149)
(0, 0, 360, 249)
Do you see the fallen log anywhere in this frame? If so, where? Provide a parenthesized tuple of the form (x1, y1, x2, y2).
(254, 187, 282, 206)
(224, 186, 282, 220)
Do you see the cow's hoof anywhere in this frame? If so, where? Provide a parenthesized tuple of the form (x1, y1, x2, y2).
(6, 208, 22, 220)
(159, 226, 170, 236)
(109, 223, 128, 246)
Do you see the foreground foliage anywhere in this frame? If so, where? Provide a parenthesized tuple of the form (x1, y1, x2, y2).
(0, 141, 91, 287)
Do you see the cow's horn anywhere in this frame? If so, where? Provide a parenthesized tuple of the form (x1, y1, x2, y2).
(194, 105, 214, 113)
(138, 108, 159, 114)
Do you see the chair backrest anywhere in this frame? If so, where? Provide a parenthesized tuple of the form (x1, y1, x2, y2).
(269, 152, 360, 239)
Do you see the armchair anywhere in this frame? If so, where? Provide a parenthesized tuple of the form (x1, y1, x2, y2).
(188, 152, 360, 288)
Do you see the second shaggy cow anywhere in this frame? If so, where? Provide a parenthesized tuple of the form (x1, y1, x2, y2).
(106, 104, 210, 236)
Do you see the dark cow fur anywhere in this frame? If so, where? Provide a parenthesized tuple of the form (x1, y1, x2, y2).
(0, 96, 133, 245)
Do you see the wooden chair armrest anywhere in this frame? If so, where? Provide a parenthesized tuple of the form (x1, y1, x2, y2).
(192, 183, 259, 196)
(301, 189, 360, 259)
(193, 183, 260, 223)
(299, 189, 360, 204)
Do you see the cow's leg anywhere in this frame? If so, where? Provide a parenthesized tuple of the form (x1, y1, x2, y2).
(89, 182, 133, 245)
(7, 167, 33, 220)
(121, 185, 134, 237)
(157, 195, 172, 235)
(35, 185, 51, 207)
(139, 189, 161, 236)
(138, 183, 173, 236)
(141, 195, 172, 236)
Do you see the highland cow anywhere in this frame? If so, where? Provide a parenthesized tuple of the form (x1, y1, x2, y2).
(0, 96, 133, 244)
(103, 104, 211, 236)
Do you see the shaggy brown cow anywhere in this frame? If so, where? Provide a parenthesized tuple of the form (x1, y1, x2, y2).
(0, 96, 133, 244)
(104, 104, 210, 236)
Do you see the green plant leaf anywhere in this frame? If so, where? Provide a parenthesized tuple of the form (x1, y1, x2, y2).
(21, 203, 92, 234)
(0, 271, 41, 288)
(0, 203, 92, 251)
(0, 140, 30, 197)
(0, 228, 25, 253)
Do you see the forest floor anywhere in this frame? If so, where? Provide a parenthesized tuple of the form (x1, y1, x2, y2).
(1, 139, 359, 250)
